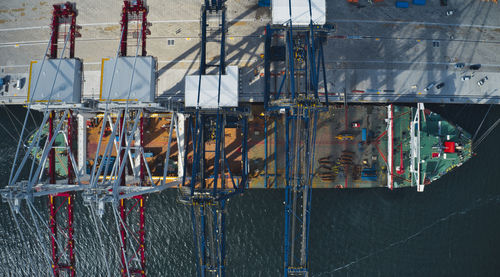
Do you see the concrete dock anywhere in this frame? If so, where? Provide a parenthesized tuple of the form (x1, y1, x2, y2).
(0, 0, 499, 104)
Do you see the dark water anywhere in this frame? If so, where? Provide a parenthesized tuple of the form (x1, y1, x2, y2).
(1, 105, 499, 276)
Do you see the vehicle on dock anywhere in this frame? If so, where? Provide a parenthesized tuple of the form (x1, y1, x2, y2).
(478, 76, 488, 86)
(469, 64, 481, 70)
(424, 82, 436, 91)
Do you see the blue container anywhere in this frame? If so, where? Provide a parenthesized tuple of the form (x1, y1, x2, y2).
(362, 128, 367, 142)
(0, 78, 3, 86)
(396, 1, 409, 8)
(413, 0, 426, 5)
(258, 0, 270, 7)
(361, 168, 378, 181)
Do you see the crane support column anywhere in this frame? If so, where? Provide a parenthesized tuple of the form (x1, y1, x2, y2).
(180, 1, 249, 276)
(265, 1, 332, 274)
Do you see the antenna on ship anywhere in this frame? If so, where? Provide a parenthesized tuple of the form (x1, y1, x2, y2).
(1, 2, 82, 276)
(179, 0, 249, 275)
(264, 0, 332, 275)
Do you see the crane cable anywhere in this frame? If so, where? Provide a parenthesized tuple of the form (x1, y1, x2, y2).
(112, 29, 143, 197)
(87, 204, 112, 277)
(114, 204, 142, 260)
(1, 104, 22, 138)
(29, 198, 71, 262)
(0, 120, 18, 141)
(472, 116, 500, 151)
(89, 26, 126, 189)
(28, 30, 72, 182)
(112, 206, 131, 277)
(472, 104, 492, 142)
(7, 201, 39, 276)
(8, 28, 53, 186)
(93, 206, 121, 270)
(26, 201, 56, 277)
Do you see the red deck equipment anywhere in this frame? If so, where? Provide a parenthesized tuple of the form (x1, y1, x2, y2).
(444, 141, 455, 153)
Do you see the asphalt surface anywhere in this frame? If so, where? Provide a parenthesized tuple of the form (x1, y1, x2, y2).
(0, 0, 499, 104)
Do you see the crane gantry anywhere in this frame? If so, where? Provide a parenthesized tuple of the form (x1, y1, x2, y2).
(264, 0, 332, 275)
(1, 3, 82, 276)
(178, 1, 249, 276)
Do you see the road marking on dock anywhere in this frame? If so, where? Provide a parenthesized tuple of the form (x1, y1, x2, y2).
(334, 19, 500, 30)
(0, 18, 267, 32)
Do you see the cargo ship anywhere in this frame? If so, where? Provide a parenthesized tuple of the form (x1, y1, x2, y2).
(29, 103, 473, 191)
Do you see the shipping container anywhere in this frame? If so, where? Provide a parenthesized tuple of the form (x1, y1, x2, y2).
(396, 1, 409, 8)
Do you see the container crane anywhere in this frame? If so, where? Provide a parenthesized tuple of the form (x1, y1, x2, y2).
(264, 0, 332, 275)
(82, 1, 179, 276)
(1, 2, 83, 276)
(179, 1, 249, 276)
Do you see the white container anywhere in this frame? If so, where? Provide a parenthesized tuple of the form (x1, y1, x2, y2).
(272, 0, 326, 26)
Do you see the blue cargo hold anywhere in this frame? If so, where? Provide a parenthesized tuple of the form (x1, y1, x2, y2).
(396, 1, 409, 8)
(362, 128, 367, 142)
(413, 0, 426, 5)
(0, 78, 3, 86)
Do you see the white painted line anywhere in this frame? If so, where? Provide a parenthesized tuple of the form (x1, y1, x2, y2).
(0, 34, 256, 47)
(0, 26, 50, 32)
(325, 59, 500, 68)
(0, 64, 29, 68)
(334, 19, 500, 30)
(0, 18, 269, 32)
(2, 58, 260, 68)
(0, 40, 47, 46)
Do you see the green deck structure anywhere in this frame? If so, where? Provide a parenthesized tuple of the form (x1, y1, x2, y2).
(28, 124, 73, 179)
(418, 109, 473, 185)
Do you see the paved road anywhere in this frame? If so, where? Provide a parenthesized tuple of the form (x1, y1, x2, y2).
(0, 0, 499, 104)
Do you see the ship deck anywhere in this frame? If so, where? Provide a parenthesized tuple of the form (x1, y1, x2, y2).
(86, 113, 179, 185)
(82, 103, 472, 189)
(249, 104, 396, 188)
(418, 110, 473, 184)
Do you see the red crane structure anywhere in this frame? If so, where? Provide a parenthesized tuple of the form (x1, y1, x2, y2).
(81, 1, 179, 276)
(119, 2, 148, 275)
(47, 3, 80, 276)
(1, 2, 83, 276)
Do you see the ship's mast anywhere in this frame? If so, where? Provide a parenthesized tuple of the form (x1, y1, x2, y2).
(410, 102, 425, 192)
